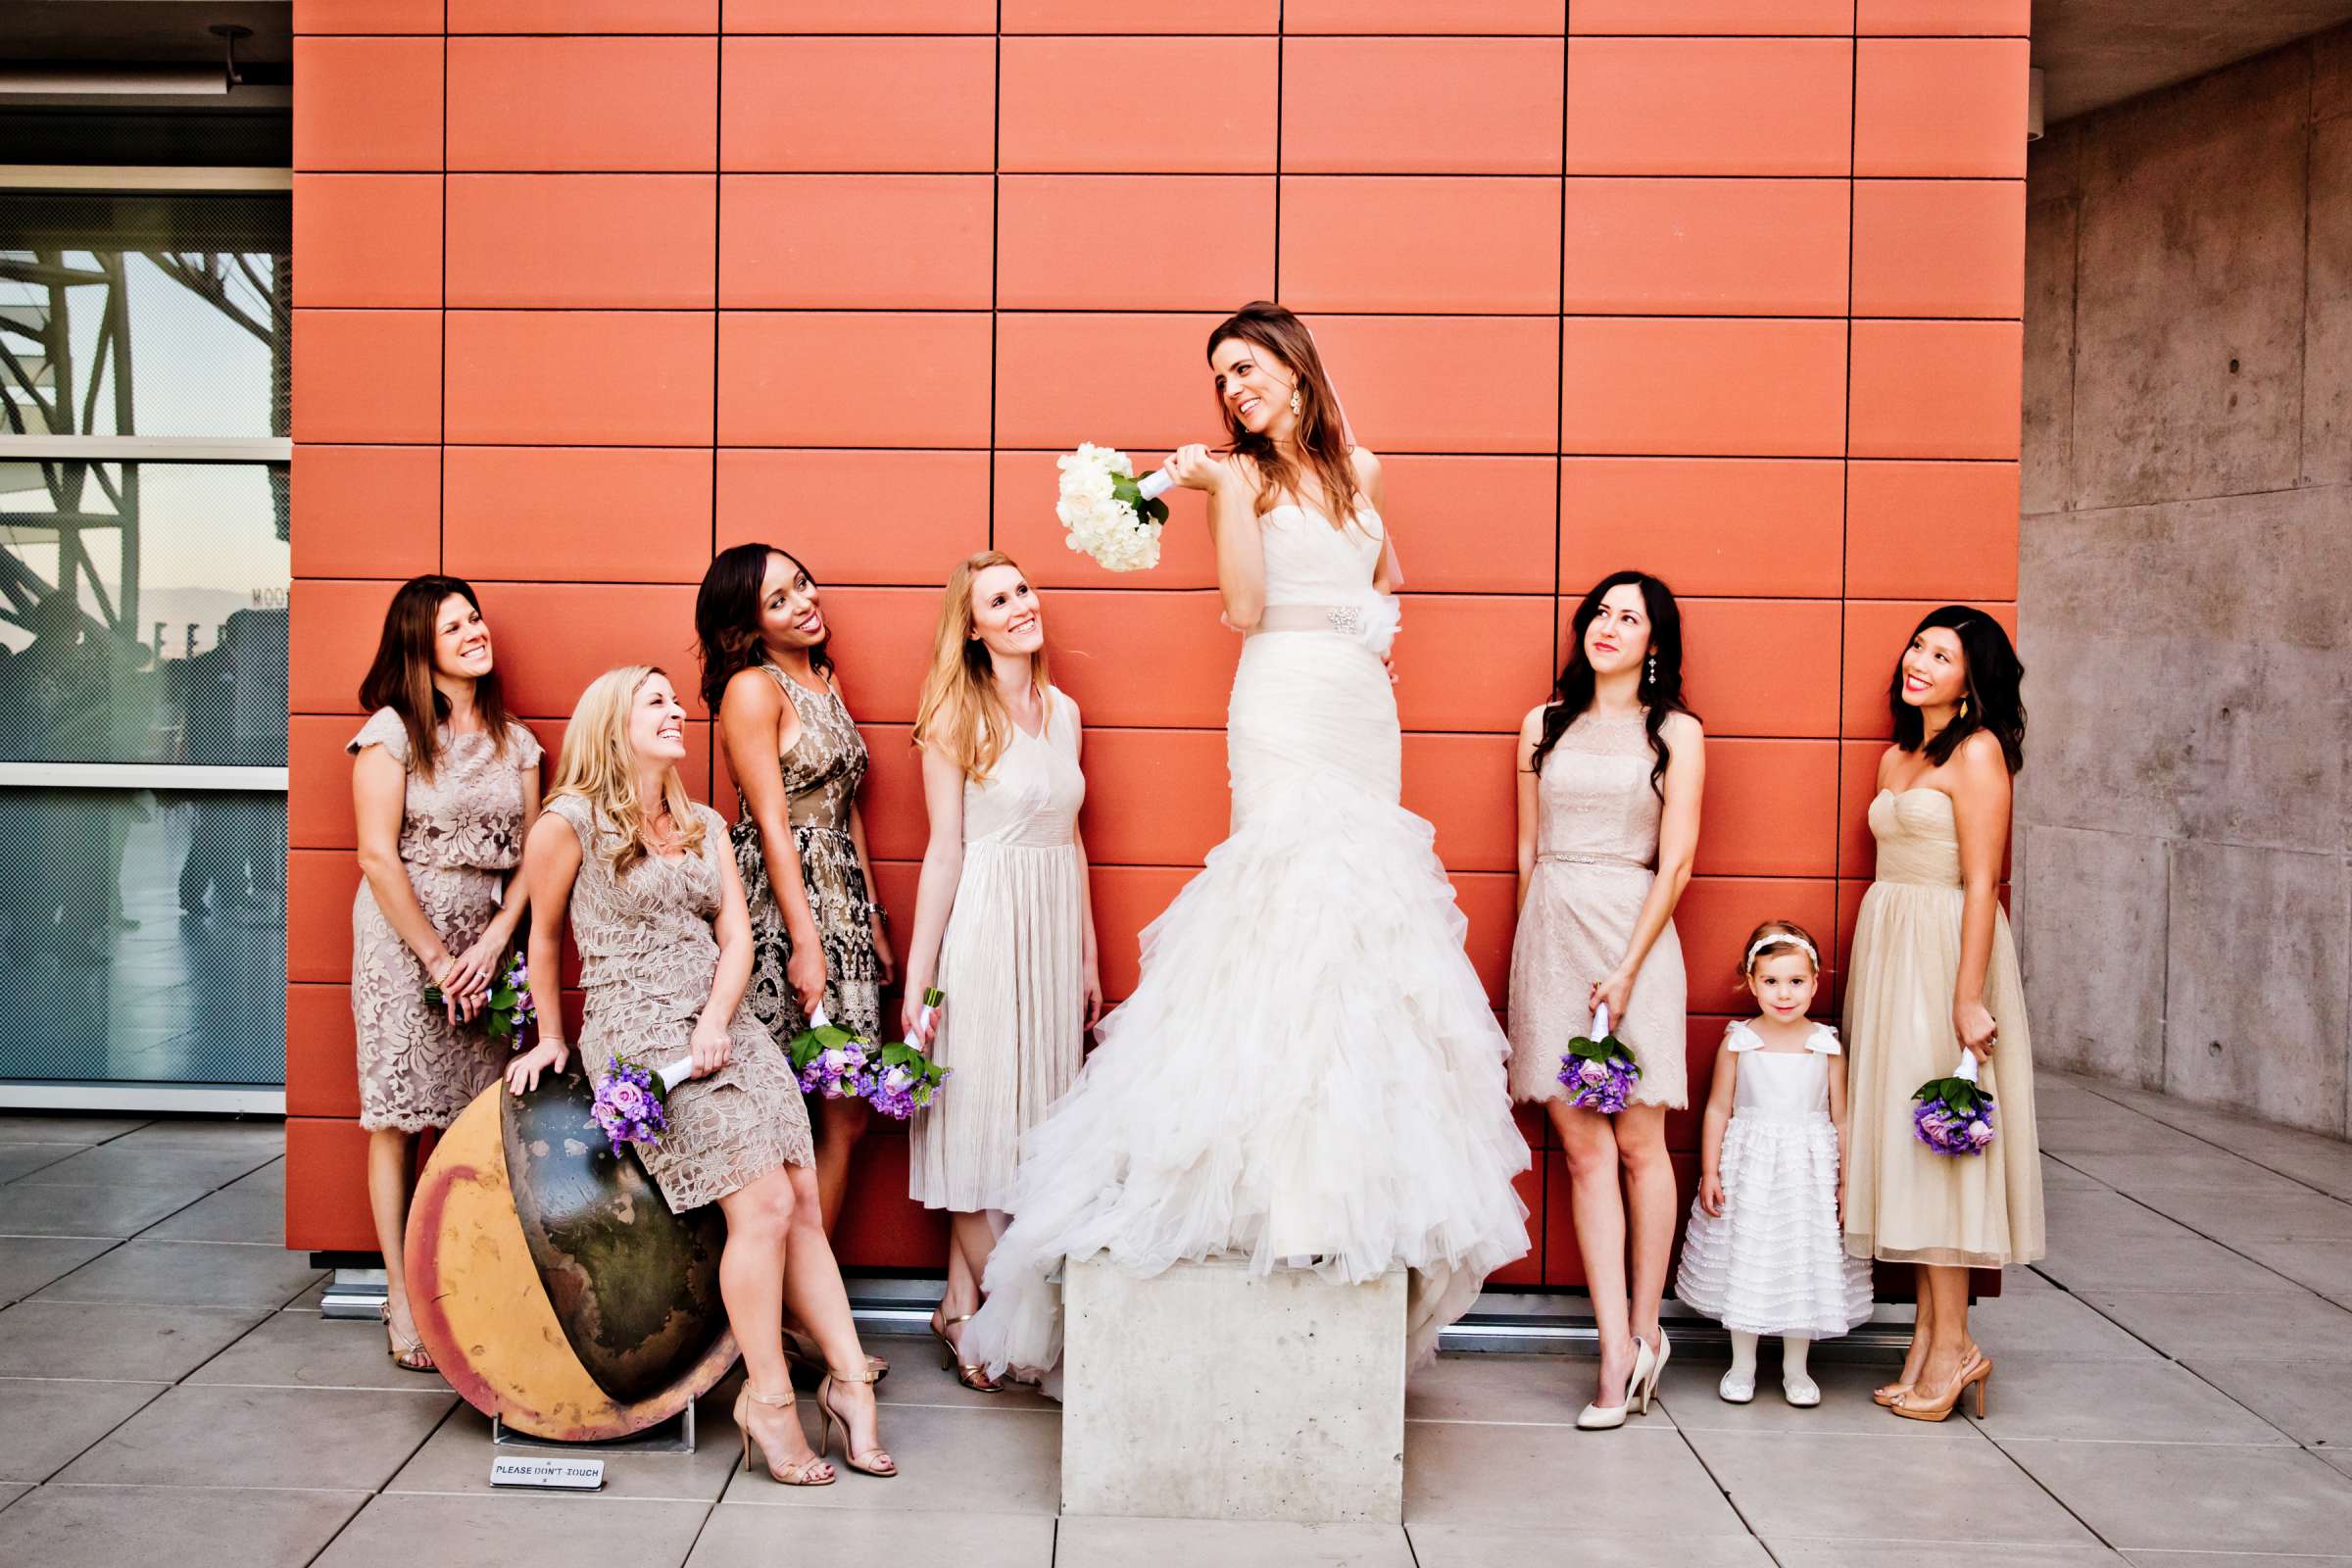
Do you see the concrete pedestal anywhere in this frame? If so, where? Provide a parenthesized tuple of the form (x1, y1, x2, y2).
(1059, 1254, 1405, 1525)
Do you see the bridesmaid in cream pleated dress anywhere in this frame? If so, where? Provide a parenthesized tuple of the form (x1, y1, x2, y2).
(1843, 605, 2042, 1424)
(903, 551, 1102, 1392)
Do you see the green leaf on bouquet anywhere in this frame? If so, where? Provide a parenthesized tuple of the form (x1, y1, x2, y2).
(1566, 1031, 1628, 1061)
(1913, 1076, 1984, 1112)
(1110, 474, 1142, 506)
(922, 986, 945, 1008)
(1140, 496, 1170, 526)
(784, 1022, 860, 1073)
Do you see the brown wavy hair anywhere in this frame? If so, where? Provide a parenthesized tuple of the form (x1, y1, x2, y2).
(1205, 301, 1364, 528)
(355, 575, 514, 785)
(913, 551, 1055, 782)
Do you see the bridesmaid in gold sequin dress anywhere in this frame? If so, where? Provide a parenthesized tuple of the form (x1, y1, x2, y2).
(696, 544, 894, 1242)
(349, 576, 540, 1373)
(1507, 571, 1703, 1430)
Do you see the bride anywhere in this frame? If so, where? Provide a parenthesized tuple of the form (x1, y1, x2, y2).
(960, 301, 1530, 1379)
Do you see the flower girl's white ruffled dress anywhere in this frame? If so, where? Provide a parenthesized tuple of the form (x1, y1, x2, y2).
(960, 502, 1531, 1380)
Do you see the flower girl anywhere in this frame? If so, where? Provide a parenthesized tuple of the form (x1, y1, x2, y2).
(1674, 920, 1873, 1404)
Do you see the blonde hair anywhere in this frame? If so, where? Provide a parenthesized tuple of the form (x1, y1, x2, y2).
(1739, 918, 1822, 978)
(912, 551, 1054, 782)
(546, 664, 706, 877)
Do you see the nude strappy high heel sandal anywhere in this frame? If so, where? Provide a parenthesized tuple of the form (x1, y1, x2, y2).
(734, 1387, 835, 1486)
(817, 1365, 899, 1478)
(380, 1301, 434, 1374)
(931, 1310, 1002, 1394)
(1888, 1350, 1991, 1423)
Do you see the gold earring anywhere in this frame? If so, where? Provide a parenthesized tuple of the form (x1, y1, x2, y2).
(1289, 390, 1301, 416)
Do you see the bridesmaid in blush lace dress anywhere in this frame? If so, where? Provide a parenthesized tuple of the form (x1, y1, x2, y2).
(348, 576, 540, 1372)
(1507, 570, 1702, 1431)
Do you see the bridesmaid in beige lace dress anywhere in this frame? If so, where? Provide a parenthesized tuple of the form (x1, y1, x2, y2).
(697, 545, 893, 1243)
(902, 552, 1102, 1391)
(1507, 571, 1703, 1430)
(502, 666, 897, 1487)
(1843, 607, 2041, 1424)
(349, 576, 541, 1372)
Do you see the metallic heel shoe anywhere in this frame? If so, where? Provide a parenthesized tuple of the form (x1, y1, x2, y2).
(930, 1310, 1003, 1394)
(1577, 1334, 1656, 1431)
(735, 1386, 835, 1486)
(818, 1366, 900, 1478)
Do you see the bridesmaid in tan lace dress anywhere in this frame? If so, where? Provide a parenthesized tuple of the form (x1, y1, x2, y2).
(503, 666, 897, 1487)
(1843, 607, 2041, 1424)
(696, 544, 895, 1243)
(902, 553, 1102, 1391)
(1507, 571, 1703, 1430)
(349, 576, 541, 1373)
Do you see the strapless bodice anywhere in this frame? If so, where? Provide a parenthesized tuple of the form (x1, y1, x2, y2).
(1868, 789, 1962, 888)
(1259, 502, 1384, 607)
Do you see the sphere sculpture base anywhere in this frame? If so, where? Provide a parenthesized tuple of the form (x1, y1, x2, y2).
(404, 1078, 738, 1444)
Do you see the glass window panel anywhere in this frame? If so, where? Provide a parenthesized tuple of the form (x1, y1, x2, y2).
(0, 460, 289, 765)
(0, 193, 290, 441)
(0, 788, 283, 1087)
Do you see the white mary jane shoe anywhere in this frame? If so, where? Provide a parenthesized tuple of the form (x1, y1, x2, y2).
(1718, 1368, 1756, 1403)
(1783, 1373, 1822, 1407)
(1577, 1335, 1657, 1431)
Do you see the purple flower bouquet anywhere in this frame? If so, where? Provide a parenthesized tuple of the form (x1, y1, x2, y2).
(422, 949, 536, 1042)
(1912, 1054, 1996, 1156)
(587, 1047, 703, 1150)
(1558, 1002, 1642, 1114)
(782, 1005, 875, 1101)
(864, 988, 951, 1122)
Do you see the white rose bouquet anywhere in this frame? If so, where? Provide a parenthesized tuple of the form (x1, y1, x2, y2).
(1056, 443, 1175, 573)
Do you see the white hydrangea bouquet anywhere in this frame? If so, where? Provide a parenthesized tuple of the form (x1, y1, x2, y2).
(1056, 443, 1175, 573)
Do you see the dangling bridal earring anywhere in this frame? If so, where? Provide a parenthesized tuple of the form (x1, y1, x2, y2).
(1289, 390, 1301, 416)
(1643, 652, 1657, 688)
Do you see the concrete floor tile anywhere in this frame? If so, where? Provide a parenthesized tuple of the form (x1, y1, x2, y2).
(2002, 1441, 2352, 1553)
(2041, 1155, 2109, 1190)
(1969, 1280, 2165, 1359)
(1678, 1428, 2097, 1544)
(1058, 1514, 1415, 1567)
(2183, 1359, 2352, 1447)
(0, 1483, 25, 1513)
(0, 1300, 270, 1380)
(2134, 1188, 2352, 1244)
(1770, 1541, 2124, 1565)
(2037, 1211, 2311, 1296)
(1402, 1423, 1742, 1534)
(141, 1184, 285, 1245)
(689, 1503, 1053, 1566)
(31, 1238, 323, 1309)
(1654, 1356, 1974, 1437)
(22, 1143, 278, 1190)
(719, 1402, 1059, 1514)
(0, 1116, 146, 1146)
(1963, 1352, 2289, 1444)
(2227, 1237, 2352, 1303)
(2125, 1554, 2352, 1567)
(873, 1346, 1057, 1413)
(0, 1182, 209, 1239)
(1407, 1350, 1621, 1427)
(0, 1238, 116, 1306)
(2082, 1289, 2352, 1362)
(109, 1119, 283, 1152)
(314, 1492, 708, 1568)
(1411, 1524, 1774, 1566)
(187, 1303, 457, 1391)
(226, 1158, 287, 1196)
(0, 1483, 366, 1568)
(2322, 1449, 2352, 1482)
(0, 1146, 86, 1184)
(2060, 1150, 2323, 1200)
(391, 1396, 742, 1501)
(2040, 1120, 2220, 1157)
(58, 1382, 452, 1491)
(0, 1377, 169, 1481)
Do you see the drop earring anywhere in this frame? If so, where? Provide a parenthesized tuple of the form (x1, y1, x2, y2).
(1644, 652, 1657, 689)
(1289, 389, 1301, 416)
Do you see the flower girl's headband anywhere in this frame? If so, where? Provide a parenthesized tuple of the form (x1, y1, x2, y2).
(1744, 932, 1820, 970)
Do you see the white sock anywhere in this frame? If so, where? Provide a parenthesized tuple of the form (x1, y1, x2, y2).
(1783, 1335, 1813, 1383)
(1729, 1330, 1760, 1383)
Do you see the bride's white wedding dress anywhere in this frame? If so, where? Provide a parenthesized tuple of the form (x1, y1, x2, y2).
(961, 500, 1531, 1379)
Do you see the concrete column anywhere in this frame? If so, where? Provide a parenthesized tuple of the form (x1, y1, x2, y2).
(1059, 1254, 1406, 1524)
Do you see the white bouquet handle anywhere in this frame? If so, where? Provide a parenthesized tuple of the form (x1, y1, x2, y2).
(1953, 1052, 1981, 1084)
(1136, 468, 1175, 502)
(1592, 1003, 1611, 1039)
(655, 1054, 696, 1093)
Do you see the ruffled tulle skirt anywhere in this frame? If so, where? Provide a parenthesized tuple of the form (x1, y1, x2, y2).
(960, 627, 1532, 1380)
(1675, 1113, 1873, 1338)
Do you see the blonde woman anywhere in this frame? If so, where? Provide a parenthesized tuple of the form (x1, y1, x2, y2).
(502, 666, 896, 1485)
(902, 552, 1100, 1392)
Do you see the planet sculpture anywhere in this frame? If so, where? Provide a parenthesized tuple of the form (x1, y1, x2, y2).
(405, 1073, 738, 1442)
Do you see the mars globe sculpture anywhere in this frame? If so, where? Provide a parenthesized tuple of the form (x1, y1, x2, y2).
(405, 1073, 737, 1442)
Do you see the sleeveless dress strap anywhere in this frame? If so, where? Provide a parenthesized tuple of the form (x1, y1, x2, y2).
(1725, 1019, 1763, 1053)
(1807, 1023, 1842, 1056)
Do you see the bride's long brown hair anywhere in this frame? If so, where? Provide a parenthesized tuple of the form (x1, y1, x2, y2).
(1206, 301, 1363, 528)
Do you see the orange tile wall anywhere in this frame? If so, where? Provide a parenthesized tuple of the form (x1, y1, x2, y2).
(286, 0, 2029, 1289)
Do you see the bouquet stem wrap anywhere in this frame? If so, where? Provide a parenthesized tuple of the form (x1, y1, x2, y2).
(1912, 1052, 1996, 1156)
